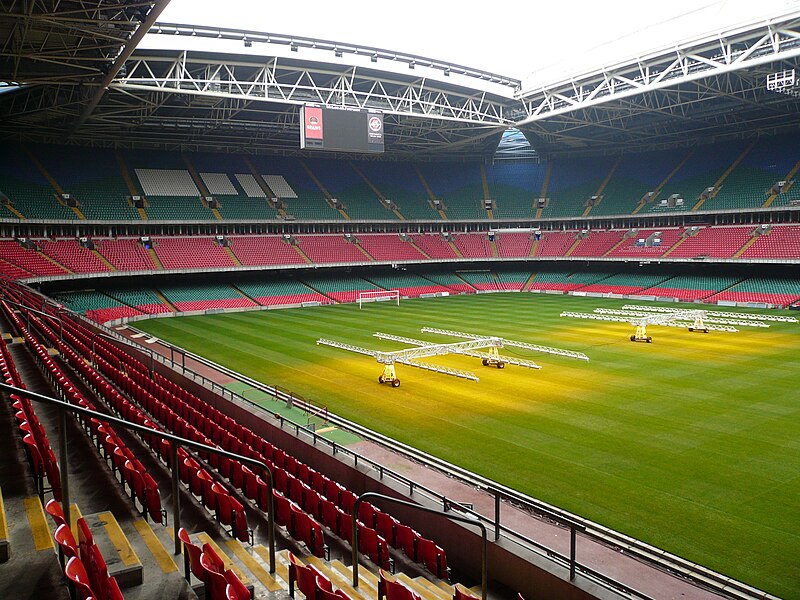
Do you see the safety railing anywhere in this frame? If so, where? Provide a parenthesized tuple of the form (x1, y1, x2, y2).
(0, 381, 278, 572)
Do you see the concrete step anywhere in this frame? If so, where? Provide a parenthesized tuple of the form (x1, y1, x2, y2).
(0, 494, 69, 600)
(122, 518, 196, 600)
(82, 511, 143, 588)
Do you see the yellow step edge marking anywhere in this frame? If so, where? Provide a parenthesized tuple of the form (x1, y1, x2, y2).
(23, 497, 54, 551)
(305, 555, 372, 600)
(255, 545, 289, 585)
(331, 559, 378, 591)
(435, 579, 456, 594)
(416, 575, 452, 599)
(227, 540, 282, 592)
(134, 519, 178, 573)
(196, 532, 249, 585)
(396, 573, 446, 600)
(98, 512, 140, 567)
(0, 488, 8, 542)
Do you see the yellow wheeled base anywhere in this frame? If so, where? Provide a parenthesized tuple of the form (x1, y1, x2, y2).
(378, 363, 400, 387)
(480, 346, 506, 368)
(630, 324, 652, 343)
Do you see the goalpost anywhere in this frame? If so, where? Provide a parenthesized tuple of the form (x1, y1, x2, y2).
(358, 289, 400, 309)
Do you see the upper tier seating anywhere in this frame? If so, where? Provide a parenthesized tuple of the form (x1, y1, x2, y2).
(570, 230, 625, 257)
(0, 136, 798, 220)
(486, 162, 544, 219)
(295, 235, 369, 264)
(418, 162, 484, 220)
(534, 232, 577, 257)
(742, 225, 800, 260)
(666, 226, 752, 259)
(356, 235, 427, 262)
(453, 234, 493, 259)
(38, 239, 111, 274)
(0, 240, 70, 276)
(135, 169, 200, 197)
(229, 235, 307, 266)
(95, 238, 156, 271)
(410, 235, 458, 259)
(357, 162, 440, 220)
(153, 237, 237, 270)
(495, 233, 533, 258)
(32, 144, 141, 220)
(607, 229, 682, 258)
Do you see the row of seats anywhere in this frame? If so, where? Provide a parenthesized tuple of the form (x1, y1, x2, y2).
(4, 139, 799, 221)
(45, 503, 124, 600)
(1, 302, 62, 501)
(12, 303, 166, 526)
(47, 294, 451, 578)
(6, 227, 800, 280)
(178, 528, 250, 600)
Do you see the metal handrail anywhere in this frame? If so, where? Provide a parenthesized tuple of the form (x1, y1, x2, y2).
(0, 381, 277, 572)
(352, 492, 487, 600)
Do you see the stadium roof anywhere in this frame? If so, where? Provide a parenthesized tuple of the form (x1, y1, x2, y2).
(1, 2, 800, 160)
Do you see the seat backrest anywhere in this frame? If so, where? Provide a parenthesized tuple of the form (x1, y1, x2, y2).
(178, 528, 205, 581)
(54, 524, 79, 560)
(45, 499, 67, 528)
(200, 552, 228, 599)
(224, 570, 251, 600)
(454, 584, 479, 600)
(64, 556, 96, 600)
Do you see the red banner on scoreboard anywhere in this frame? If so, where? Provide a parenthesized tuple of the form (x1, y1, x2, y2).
(304, 107, 324, 140)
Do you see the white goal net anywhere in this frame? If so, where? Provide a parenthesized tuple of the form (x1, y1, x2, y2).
(358, 290, 400, 309)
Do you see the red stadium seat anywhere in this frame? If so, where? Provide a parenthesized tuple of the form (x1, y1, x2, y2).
(178, 528, 205, 582)
(417, 536, 448, 579)
(65, 556, 96, 600)
(288, 551, 331, 599)
(378, 569, 421, 600)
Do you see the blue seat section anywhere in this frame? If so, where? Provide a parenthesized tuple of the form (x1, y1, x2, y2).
(0, 145, 76, 220)
(592, 149, 690, 216)
(542, 156, 617, 218)
(644, 141, 750, 214)
(486, 162, 545, 219)
(306, 157, 397, 220)
(32, 144, 141, 220)
(417, 162, 485, 219)
(248, 155, 341, 220)
(357, 162, 440, 220)
(185, 152, 278, 220)
(711, 135, 800, 210)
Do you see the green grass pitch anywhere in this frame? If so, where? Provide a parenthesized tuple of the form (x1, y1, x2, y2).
(136, 293, 800, 598)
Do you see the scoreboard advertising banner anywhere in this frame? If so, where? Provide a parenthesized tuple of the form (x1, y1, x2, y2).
(300, 105, 384, 153)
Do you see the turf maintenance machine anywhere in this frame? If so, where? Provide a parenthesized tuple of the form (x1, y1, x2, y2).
(318, 328, 588, 386)
(560, 305, 791, 342)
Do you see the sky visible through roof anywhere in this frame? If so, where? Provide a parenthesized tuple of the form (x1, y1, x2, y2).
(156, 0, 800, 87)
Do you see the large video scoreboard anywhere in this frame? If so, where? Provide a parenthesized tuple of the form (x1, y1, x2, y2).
(300, 105, 384, 153)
